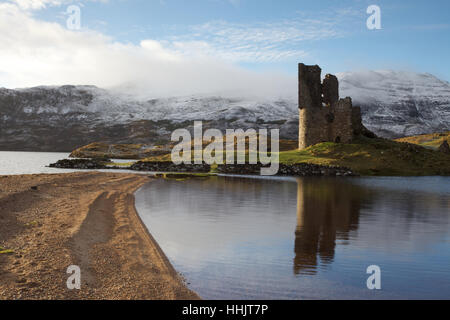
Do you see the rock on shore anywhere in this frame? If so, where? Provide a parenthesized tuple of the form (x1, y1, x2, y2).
(217, 163, 355, 176)
(130, 161, 211, 173)
(49, 159, 355, 176)
(49, 159, 109, 169)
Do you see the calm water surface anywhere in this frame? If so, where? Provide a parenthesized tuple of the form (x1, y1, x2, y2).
(135, 176, 450, 300)
(0, 151, 137, 175)
(0, 151, 71, 175)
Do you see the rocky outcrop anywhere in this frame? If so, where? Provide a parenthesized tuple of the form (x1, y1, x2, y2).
(48, 158, 355, 176)
(130, 161, 211, 173)
(49, 159, 109, 169)
(439, 141, 450, 154)
(217, 163, 355, 176)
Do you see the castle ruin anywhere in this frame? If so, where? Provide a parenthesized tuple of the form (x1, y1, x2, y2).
(298, 63, 366, 149)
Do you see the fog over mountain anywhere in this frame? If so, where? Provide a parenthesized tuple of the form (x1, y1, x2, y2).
(0, 70, 449, 152)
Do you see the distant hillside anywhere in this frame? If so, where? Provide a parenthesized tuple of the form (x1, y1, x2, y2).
(69, 142, 173, 160)
(395, 131, 450, 150)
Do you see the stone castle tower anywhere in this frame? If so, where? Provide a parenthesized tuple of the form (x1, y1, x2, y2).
(298, 63, 365, 150)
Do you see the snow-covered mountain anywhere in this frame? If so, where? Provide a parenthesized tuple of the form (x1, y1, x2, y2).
(0, 70, 449, 151)
(0, 85, 299, 151)
(338, 70, 450, 138)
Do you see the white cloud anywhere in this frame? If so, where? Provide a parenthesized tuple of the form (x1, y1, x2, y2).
(170, 39, 307, 63)
(8, 0, 108, 10)
(165, 9, 354, 63)
(8, 0, 63, 10)
(0, 3, 297, 99)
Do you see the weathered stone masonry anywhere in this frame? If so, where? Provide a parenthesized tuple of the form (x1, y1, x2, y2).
(298, 63, 366, 150)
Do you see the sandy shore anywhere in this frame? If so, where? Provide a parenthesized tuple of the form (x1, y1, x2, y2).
(0, 172, 199, 300)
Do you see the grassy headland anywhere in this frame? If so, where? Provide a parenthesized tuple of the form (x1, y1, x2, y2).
(278, 136, 450, 176)
(70, 134, 450, 176)
(70, 142, 172, 160)
(136, 136, 450, 176)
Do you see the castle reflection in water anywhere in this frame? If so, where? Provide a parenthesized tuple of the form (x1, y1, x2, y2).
(294, 178, 367, 275)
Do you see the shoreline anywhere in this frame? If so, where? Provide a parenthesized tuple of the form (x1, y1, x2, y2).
(50, 158, 357, 177)
(0, 172, 199, 300)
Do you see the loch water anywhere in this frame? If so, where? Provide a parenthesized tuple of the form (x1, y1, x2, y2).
(136, 175, 450, 299)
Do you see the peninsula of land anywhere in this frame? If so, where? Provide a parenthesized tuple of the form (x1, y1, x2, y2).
(0, 172, 199, 300)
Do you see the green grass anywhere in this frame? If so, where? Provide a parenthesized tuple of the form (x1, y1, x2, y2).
(209, 163, 219, 174)
(0, 246, 14, 254)
(396, 131, 450, 150)
(25, 220, 39, 227)
(108, 162, 135, 167)
(141, 136, 450, 176)
(278, 136, 450, 176)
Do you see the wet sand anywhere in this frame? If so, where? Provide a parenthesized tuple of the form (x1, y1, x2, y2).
(0, 172, 199, 300)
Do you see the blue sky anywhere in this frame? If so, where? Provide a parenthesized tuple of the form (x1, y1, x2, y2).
(0, 0, 449, 95)
(32, 0, 450, 80)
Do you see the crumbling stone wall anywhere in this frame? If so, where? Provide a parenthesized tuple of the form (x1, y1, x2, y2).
(298, 63, 365, 149)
